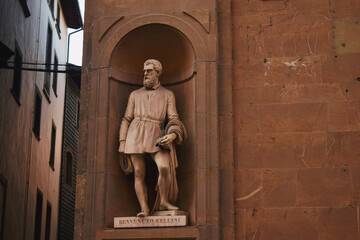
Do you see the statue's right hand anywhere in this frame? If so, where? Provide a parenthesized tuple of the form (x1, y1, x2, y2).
(118, 141, 125, 153)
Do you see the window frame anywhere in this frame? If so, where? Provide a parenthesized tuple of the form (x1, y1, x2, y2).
(11, 41, 23, 106)
(18, 0, 30, 18)
(55, 3, 61, 37)
(64, 149, 74, 188)
(52, 53, 58, 97)
(44, 201, 52, 240)
(48, 0, 55, 18)
(49, 121, 56, 171)
(33, 87, 42, 141)
(34, 189, 43, 240)
(43, 23, 53, 103)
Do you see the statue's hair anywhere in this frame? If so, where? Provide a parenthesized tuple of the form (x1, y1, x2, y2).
(144, 59, 162, 76)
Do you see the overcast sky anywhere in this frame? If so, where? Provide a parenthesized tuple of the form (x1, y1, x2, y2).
(68, 0, 85, 66)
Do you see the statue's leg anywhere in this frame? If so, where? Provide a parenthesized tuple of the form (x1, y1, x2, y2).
(130, 154, 149, 217)
(152, 151, 179, 210)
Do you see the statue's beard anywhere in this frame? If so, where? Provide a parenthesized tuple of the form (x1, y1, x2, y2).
(143, 77, 156, 89)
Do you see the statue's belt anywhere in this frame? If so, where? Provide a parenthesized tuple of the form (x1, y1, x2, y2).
(134, 117, 165, 136)
(134, 117, 162, 124)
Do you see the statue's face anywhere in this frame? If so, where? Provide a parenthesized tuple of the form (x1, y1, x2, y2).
(143, 64, 158, 89)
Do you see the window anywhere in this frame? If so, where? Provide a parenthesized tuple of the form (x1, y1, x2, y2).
(44, 24, 52, 101)
(48, 0, 54, 13)
(33, 88, 42, 140)
(34, 190, 43, 240)
(0, 175, 7, 240)
(49, 123, 56, 170)
(0, 41, 14, 67)
(55, 4, 61, 35)
(52, 54, 58, 96)
(65, 152, 73, 187)
(18, 0, 30, 17)
(11, 42, 23, 105)
(44, 202, 51, 240)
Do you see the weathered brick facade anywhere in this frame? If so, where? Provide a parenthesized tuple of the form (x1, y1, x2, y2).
(58, 67, 80, 240)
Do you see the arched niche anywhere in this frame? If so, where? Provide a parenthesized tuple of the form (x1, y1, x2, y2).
(106, 23, 197, 227)
(109, 24, 196, 85)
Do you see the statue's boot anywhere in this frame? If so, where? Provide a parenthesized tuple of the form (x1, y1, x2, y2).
(159, 201, 179, 211)
(136, 210, 149, 218)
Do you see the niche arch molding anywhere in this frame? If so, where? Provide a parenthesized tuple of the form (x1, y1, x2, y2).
(99, 13, 208, 69)
(109, 23, 196, 86)
(92, 12, 219, 238)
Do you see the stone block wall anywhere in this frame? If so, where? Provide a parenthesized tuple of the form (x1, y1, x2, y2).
(76, 0, 219, 239)
(77, 0, 360, 239)
(232, 0, 360, 239)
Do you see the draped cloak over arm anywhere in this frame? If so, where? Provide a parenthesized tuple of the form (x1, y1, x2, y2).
(152, 118, 187, 212)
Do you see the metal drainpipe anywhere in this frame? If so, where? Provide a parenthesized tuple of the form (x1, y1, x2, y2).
(67, 27, 83, 64)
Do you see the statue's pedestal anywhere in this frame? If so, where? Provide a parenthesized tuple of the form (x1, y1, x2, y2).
(114, 210, 187, 228)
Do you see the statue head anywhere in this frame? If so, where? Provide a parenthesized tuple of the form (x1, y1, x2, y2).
(143, 59, 162, 89)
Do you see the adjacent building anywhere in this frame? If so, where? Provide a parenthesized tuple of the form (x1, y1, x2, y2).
(0, 0, 82, 239)
(57, 64, 81, 240)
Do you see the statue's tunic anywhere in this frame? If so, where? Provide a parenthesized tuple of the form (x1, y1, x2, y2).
(119, 84, 179, 154)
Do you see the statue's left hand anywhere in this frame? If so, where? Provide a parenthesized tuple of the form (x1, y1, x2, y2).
(159, 133, 176, 148)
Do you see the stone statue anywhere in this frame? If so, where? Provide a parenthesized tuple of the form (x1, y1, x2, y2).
(118, 59, 186, 217)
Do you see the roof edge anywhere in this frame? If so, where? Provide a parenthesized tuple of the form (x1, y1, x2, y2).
(60, 0, 83, 29)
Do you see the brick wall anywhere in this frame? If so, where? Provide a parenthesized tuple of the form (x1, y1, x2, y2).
(58, 75, 80, 240)
(232, 0, 360, 239)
